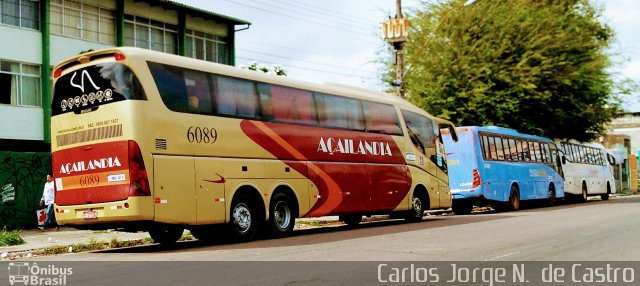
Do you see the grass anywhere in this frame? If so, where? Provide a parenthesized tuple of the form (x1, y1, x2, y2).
(32, 231, 197, 257)
(296, 220, 329, 227)
(0, 228, 25, 246)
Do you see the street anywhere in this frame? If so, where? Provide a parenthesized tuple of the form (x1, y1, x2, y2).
(38, 195, 640, 261)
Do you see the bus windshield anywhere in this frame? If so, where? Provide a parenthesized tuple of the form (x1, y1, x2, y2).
(52, 63, 146, 116)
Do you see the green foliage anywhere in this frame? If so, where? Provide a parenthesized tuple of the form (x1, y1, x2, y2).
(0, 228, 25, 246)
(109, 237, 147, 248)
(71, 238, 105, 252)
(178, 231, 195, 241)
(244, 62, 287, 76)
(398, 0, 630, 141)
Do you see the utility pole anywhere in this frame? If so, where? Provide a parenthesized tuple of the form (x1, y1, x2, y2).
(383, 0, 409, 97)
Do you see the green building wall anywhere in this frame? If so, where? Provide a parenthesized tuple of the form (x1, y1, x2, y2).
(0, 151, 51, 229)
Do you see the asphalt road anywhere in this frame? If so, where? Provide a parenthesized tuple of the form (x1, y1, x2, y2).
(35, 195, 640, 261)
(5, 196, 639, 286)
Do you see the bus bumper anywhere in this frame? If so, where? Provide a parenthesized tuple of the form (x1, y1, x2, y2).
(54, 197, 153, 227)
(451, 188, 484, 200)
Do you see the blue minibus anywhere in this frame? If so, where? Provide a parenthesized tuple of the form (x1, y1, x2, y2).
(442, 126, 565, 214)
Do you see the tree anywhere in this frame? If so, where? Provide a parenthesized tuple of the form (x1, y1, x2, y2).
(243, 62, 287, 76)
(397, 0, 628, 141)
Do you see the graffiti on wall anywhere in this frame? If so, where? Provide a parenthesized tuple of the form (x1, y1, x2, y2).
(0, 152, 51, 229)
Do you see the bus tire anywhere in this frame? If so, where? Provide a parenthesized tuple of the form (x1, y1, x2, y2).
(405, 191, 427, 222)
(548, 184, 556, 207)
(452, 200, 473, 215)
(340, 214, 362, 227)
(230, 197, 258, 242)
(580, 182, 588, 203)
(268, 192, 296, 236)
(507, 185, 520, 211)
(149, 225, 184, 244)
(601, 184, 610, 201)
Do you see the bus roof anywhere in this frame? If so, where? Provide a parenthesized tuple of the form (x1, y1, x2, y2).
(53, 47, 455, 127)
(455, 126, 554, 142)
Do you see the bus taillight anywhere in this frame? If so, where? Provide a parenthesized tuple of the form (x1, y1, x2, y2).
(115, 53, 126, 61)
(472, 169, 482, 189)
(54, 68, 63, 78)
(128, 140, 150, 196)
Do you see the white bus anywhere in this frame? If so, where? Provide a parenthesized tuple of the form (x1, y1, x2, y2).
(557, 141, 616, 201)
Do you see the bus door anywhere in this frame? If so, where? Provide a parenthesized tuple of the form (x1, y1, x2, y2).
(195, 159, 226, 224)
(153, 156, 196, 224)
(402, 110, 448, 208)
(436, 124, 457, 208)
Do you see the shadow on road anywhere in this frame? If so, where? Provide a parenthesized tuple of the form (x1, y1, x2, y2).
(97, 213, 514, 254)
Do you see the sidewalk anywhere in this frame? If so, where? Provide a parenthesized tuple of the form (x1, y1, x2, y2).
(1, 227, 150, 257)
(0, 216, 345, 258)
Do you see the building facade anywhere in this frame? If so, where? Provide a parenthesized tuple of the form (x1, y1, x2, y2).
(608, 112, 640, 192)
(602, 134, 632, 193)
(1, 0, 248, 151)
(0, 0, 248, 227)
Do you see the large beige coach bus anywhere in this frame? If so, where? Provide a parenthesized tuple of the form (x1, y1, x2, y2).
(51, 47, 457, 243)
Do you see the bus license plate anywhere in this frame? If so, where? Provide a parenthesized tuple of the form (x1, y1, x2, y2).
(82, 211, 97, 220)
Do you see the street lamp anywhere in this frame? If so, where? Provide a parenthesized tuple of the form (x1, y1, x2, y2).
(384, 0, 479, 97)
(382, 1, 410, 97)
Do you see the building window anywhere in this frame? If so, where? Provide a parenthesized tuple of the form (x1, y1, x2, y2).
(0, 0, 39, 29)
(124, 15, 177, 54)
(185, 29, 229, 64)
(0, 60, 41, 107)
(49, 0, 115, 44)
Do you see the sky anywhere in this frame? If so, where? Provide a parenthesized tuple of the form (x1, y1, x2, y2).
(177, 0, 640, 112)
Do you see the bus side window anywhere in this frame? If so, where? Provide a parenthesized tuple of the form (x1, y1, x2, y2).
(183, 69, 212, 114)
(481, 135, 490, 160)
(270, 85, 317, 126)
(148, 62, 188, 112)
(212, 76, 257, 118)
(257, 83, 273, 120)
(316, 93, 365, 131)
(542, 143, 551, 163)
(488, 136, 498, 160)
(495, 137, 505, 161)
(520, 140, 530, 161)
(364, 101, 402, 135)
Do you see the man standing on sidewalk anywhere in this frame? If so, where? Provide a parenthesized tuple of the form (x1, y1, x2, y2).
(39, 174, 58, 231)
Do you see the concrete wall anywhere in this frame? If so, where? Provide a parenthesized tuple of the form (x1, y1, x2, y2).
(125, 0, 178, 24)
(0, 105, 44, 141)
(0, 25, 41, 64)
(610, 127, 640, 156)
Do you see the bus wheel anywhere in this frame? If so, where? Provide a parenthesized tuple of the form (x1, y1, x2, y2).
(230, 197, 258, 242)
(580, 183, 588, 203)
(268, 193, 296, 236)
(508, 185, 520, 211)
(340, 214, 362, 227)
(405, 192, 426, 222)
(149, 225, 184, 244)
(452, 200, 473, 215)
(548, 184, 556, 207)
(601, 183, 611, 201)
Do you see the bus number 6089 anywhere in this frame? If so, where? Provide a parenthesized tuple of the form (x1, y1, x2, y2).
(187, 126, 218, 144)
